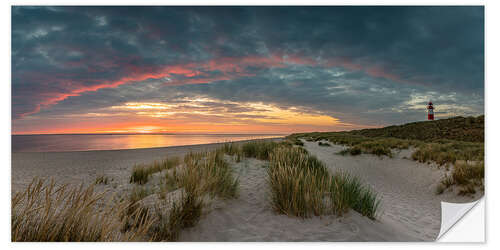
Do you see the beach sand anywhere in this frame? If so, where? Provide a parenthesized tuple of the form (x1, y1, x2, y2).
(11, 138, 482, 241)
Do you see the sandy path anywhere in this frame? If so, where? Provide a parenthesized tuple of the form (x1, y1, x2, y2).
(180, 158, 419, 241)
(302, 140, 482, 241)
(12, 138, 481, 241)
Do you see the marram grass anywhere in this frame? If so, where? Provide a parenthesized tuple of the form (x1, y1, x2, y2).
(181, 150, 239, 199)
(151, 192, 204, 241)
(268, 146, 380, 219)
(130, 156, 180, 184)
(12, 178, 153, 242)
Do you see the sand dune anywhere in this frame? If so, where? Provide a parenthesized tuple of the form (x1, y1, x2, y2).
(180, 157, 418, 241)
(11, 139, 482, 241)
(300, 140, 482, 241)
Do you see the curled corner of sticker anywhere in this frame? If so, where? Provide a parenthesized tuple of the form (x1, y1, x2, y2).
(437, 199, 482, 240)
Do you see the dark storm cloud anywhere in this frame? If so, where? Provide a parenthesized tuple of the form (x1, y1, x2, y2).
(12, 6, 484, 127)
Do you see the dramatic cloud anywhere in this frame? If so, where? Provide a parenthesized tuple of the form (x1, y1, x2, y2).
(11, 6, 484, 134)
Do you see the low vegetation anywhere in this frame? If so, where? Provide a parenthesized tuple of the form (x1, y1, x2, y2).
(181, 150, 239, 199)
(130, 156, 180, 184)
(268, 146, 380, 219)
(268, 147, 330, 217)
(411, 141, 484, 166)
(289, 115, 484, 195)
(95, 175, 110, 185)
(329, 172, 380, 219)
(13, 139, 382, 241)
(436, 161, 484, 195)
(150, 192, 204, 241)
(290, 132, 417, 158)
(349, 115, 484, 143)
(12, 178, 153, 242)
(124, 148, 240, 241)
(241, 140, 282, 160)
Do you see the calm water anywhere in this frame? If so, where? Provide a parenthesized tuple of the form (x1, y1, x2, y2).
(12, 134, 284, 152)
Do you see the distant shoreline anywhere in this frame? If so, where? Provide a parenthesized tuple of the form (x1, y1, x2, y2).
(11, 136, 285, 154)
(11, 134, 286, 153)
(11, 133, 287, 136)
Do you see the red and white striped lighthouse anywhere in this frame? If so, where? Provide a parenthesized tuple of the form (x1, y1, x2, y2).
(427, 101, 434, 120)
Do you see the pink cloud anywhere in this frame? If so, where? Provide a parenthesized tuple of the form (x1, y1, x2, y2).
(14, 53, 420, 119)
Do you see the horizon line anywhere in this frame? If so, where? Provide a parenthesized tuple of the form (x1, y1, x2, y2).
(11, 132, 290, 136)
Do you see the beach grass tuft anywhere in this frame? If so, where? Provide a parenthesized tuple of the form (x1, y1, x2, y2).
(12, 178, 153, 242)
(268, 146, 330, 217)
(130, 165, 150, 184)
(268, 146, 380, 219)
(242, 140, 281, 160)
(151, 192, 204, 241)
(130, 156, 181, 184)
(95, 175, 110, 185)
(181, 150, 239, 199)
(329, 172, 380, 219)
(288, 117, 484, 194)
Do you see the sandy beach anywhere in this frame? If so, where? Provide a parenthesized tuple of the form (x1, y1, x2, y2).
(11, 138, 482, 242)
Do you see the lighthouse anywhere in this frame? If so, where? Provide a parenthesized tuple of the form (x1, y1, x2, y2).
(427, 101, 434, 120)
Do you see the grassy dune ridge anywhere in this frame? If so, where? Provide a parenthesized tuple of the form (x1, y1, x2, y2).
(11, 139, 384, 241)
(287, 115, 485, 195)
(351, 115, 483, 143)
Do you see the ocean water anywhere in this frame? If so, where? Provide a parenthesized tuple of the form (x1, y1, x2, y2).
(12, 134, 284, 153)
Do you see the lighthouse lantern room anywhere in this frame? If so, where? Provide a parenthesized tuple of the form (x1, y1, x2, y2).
(427, 101, 434, 121)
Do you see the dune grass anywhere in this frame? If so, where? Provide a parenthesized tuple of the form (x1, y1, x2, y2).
(290, 132, 415, 158)
(329, 172, 380, 219)
(349, 115, 484, 143)
(158, 172, 179, 199)
(146, 149, 239, 241)
(220, 142, 244, 162)
(12, 178, 153, 242)
(123, 147, 242, 241)
(241, 140, 282, 160)
(95, 175, 110, 185)
(268, 147, 330, 217)
(130, 156, 180, 184)
(289, 117, 484, 195)
(411, 141, 484, 166)
(290, 137, 304, 146)
(124, 147, 241, 241)
(268, 146, 380, 219)
(151, 192, 204, 241)
(436, 161, 484, 195)
(181, 150, 239, 199)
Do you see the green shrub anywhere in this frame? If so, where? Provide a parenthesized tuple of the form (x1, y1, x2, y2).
(350, 146, 362, 155)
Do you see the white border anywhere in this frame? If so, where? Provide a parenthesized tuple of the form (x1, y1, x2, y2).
(3, 0, 494, 249)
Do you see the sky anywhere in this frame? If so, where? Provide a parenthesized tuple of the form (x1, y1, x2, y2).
(11, 6, 484, 134)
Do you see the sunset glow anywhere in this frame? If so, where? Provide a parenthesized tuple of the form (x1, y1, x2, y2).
(12, 7, 484, 135)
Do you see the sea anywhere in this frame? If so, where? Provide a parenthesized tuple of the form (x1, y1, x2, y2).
(12, 134, 284, 153)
